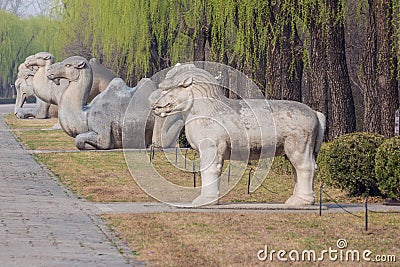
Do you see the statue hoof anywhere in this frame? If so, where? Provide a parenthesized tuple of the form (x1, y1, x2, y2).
(192, 195, 219, 207)
(285, 194, 314, 206)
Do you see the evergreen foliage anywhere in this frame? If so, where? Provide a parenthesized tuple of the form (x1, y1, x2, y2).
(317, 132, 385, 196)
(375, 137, 400, 200)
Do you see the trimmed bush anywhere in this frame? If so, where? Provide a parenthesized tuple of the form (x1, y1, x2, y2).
(316, 142, 334, 185)
(317, 132, 385, 196)
(271, 156, 293, 175)
(375, 137, 400, 200)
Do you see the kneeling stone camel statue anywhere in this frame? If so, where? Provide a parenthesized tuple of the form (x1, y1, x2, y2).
(150, 64, 326, 206)
(46, 56, 183, 149)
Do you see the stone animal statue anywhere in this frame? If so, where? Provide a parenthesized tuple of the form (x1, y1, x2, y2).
(46, 56, 183, 150)
(24, 52, 68, 105)
(24, 52, 118, 105)
(14, 62, 57, 119)
(150, 64, 326, 206)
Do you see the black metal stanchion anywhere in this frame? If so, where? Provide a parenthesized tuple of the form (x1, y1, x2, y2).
(319, 184, 323, 216)
(247, 168, 253, 194)
(148, 146, 154, 163)
(227, 163, 231, 184)
(365, 193, 369, 231)
(192, 161, 196, 187)
(193, 152, 196, 188)
(175, 147, 178, 165)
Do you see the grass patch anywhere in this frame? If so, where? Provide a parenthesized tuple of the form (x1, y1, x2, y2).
(35, 152, 152, 202)
(5, 113, 76, 150)
(34, 150, 383, 204)
(15, 130, 76, 150)
(104, 212, 399, 266)
(5, 113, 59, 129)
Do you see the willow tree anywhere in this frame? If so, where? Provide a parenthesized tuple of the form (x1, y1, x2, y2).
(263, 0, 303, 101)
(52, 0, 362, 140)
(0, 11, 55, 97)
(51, 0, 150, 85)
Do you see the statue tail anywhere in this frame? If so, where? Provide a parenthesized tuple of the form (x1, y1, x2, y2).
(314, 111, 326, 155)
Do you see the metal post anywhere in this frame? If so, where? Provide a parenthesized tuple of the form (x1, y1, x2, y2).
(192, 160, 196, 188)
(395, 109, 399, 136)
(247, 168, 252, 194)
(365, 193, 369, 231)
(175, 147, 178, 165)
(227, 163, 231, 184)
(184, 149, 189, 169)
(148, 147, 153, 163)
(319, 184, 323, 216)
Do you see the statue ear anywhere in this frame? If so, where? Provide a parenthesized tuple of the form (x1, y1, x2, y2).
(178, 76, 193, 88)
(75, 61, 86, 69)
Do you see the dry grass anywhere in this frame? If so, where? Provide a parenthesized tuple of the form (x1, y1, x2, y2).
(5, 113, 76, 150)
(35, 152, 152, 202)
(104, 212, 399, 266)
(35, 150, 384, 204)
(5, 113, 59, 129)
(14, 130, 77, 150)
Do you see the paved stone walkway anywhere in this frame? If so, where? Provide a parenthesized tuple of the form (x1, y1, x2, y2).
(0, 105, 142, 267)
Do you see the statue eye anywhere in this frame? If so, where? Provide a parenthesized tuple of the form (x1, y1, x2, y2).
(65, 64, 71, 68)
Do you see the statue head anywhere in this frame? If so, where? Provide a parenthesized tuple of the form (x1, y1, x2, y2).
(46, 56, 91, 84)
(150, 63, 223, 117)
(14, 66, 36, 113)
(24, 52, 54, 68)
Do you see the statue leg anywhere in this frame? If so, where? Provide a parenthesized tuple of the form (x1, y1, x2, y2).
(15, 108, 35, 119)
(75, 123, 114, 150)
(152, 115, 184, 148)
(75, 131, 98, 150)
(35, 99, 51, 119)
(162, 118, 184, 148)
(192, 141, 225, 206)
(284, 137, 315, 206)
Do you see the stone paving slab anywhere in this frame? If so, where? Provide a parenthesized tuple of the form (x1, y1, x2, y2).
(91, 201, 400, 215)
(0, 105, 142, 267)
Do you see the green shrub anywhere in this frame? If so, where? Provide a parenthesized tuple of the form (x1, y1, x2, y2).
(272, 156, 293, 175)
(375, 137, 400, 200)
(316, 142, 334, 185)
(317, 132, 385, 196)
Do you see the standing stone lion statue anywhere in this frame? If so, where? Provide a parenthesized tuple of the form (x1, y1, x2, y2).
(150, 63, 326, 206)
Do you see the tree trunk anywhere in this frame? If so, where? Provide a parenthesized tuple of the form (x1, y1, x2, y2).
(324, 0, 356, 140)
(375, 0, 399, 137)
(360, 0, 399, 137)
(360, 0, 381, 134)
(307, 18, 331, 140)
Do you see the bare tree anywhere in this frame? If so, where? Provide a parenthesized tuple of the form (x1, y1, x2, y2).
(31, 0, 54, 16)
(0, 0, 33, 17)
(0, 0, 54, 17)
